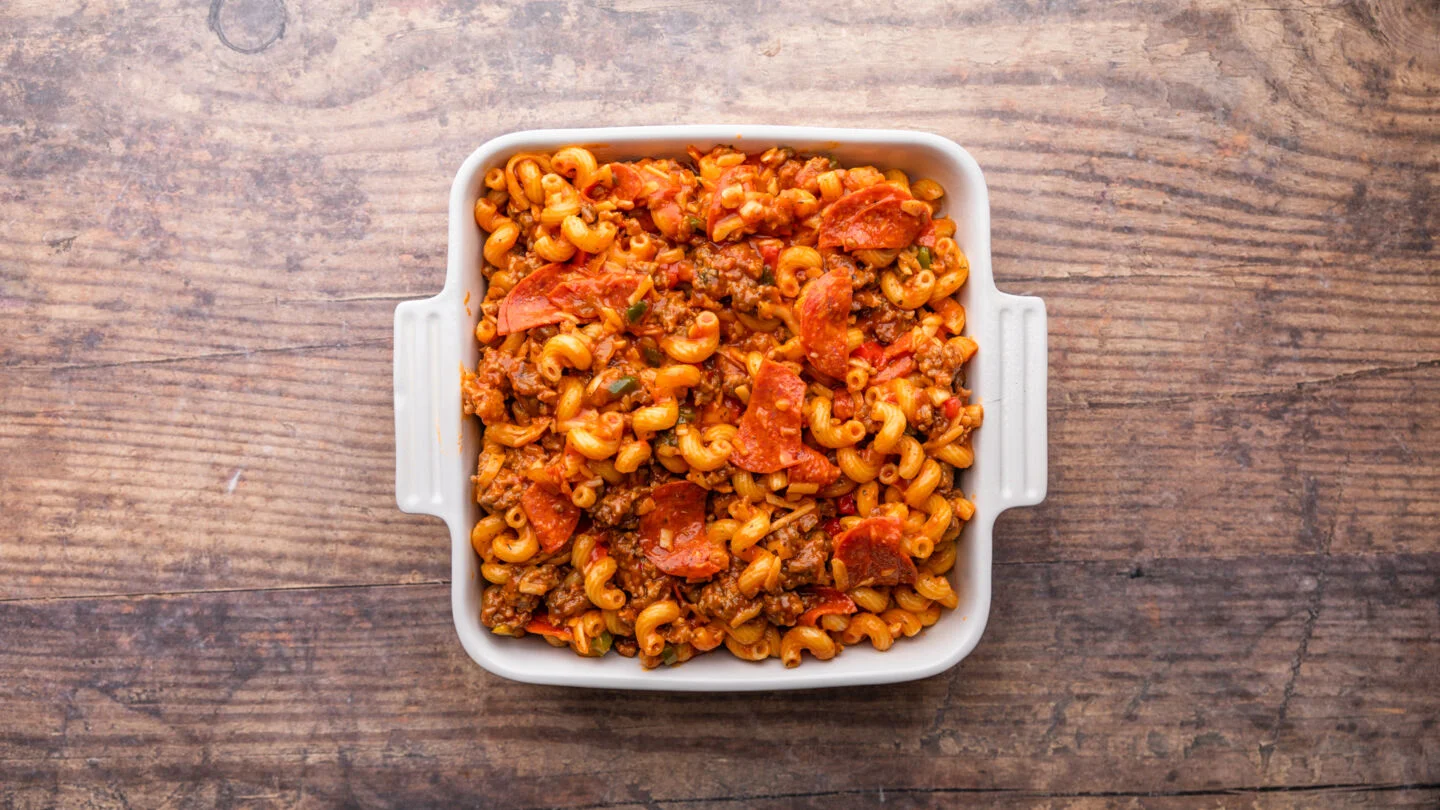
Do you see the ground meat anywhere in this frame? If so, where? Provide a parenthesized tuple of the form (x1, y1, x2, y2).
(725, 271, 765, 313)
(528, 325, 560, 345)
(777, 161, 801, 189)
(853, 289, 883, 309)
(476, 468, 523, 512)
(513, 563, 563, 597)
(649, 292, 692, 335)
(719, 315, 749, 344)
(476, 443, 545, 511)
(689, 359, 725, 407)
(664, 615, 707, 647)
(592, 483, 646, 528)
(508, 253, 549, 278)
(910, 401, 937, 434)
(610, 530, 675, 609)
(765, 520, 807, 557)
(614, 636, 639, 657)
(481, 582, 540, 632)
(916, 334, 968, 389)
(464, 350, 512, 426)
(689, 243, 771, 314)
(697, 241, 762, 278)
(538, 431, 566, 454)
(546, 568, 590, 622)
(506, 359, 548, 398)
(514, 209, 537, 235)
(474, 350, 555, 408)
(708, 492, 742, 519)
(761, 591, 805, 626)
(780, 529, 832, 590)
(933, 464, 959, 497)
(685, 464, 735, 490)
(713, 353, 750, 399)
(592, 334, 624, 367)
(789, 156, 833, 193)
(856, 298, 917, 345)
(734, 331, 779, 355)
(691, 253, 725, 298)
(587, 367, 653, 409)
(695, 558, 761, 626)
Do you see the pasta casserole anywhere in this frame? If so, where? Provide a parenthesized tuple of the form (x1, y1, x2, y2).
(461, 144, 981, 668)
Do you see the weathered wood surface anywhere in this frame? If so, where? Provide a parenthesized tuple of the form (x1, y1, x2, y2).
(2, 555, 1437, 808)
(1, 0, 1437, 806)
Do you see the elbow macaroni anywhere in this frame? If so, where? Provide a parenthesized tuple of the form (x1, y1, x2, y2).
(467, 144, 983, 669)
(660, 311, 721, 363)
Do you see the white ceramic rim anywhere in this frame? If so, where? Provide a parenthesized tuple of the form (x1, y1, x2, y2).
(394, 126, 1047, 691)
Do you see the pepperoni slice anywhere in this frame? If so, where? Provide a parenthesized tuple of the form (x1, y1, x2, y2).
(640, 482, 728, 578)
(520, 483, 580, 553)
(496, 263, 569, 334)
(916, 218, 939, 249)
(832, 389, 856, 420)
(496, 264, 646, 335)
(551, 271, 647, 322)
(524, 616, 572, 640)
(610, 163, 645, 202)
(818, 185, 929, 251)
(730, 360, 805, 474)
(796, 268, 853, 379)
(799, 587, 858, 627)
(834, 516, 918, 588)
(788, 444, 840, 487)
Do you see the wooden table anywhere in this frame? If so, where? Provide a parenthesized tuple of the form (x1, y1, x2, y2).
(3, 0, 1438, 807)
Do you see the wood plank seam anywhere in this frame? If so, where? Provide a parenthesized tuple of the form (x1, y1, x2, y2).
(2, 337, 390, 374)
(514, 781, 1440, 810)
(0, 579, 447, 606)
(1059, 358, 1440, 411)
(0, 547, 1404, 605)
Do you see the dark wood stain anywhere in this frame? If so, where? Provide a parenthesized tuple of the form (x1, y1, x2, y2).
(0, 0, 1436, 806)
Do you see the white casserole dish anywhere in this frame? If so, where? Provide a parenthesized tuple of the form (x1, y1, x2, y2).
(394, 126, 1047, 691)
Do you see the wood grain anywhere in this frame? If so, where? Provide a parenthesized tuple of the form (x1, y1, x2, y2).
(1001, 361, 1440, 565)
(2, 0, 1437, 804)
(2, 0, 1436, 377)
(2, 554, 1437, 807)
(562, 791, 1440, 810)
(1, 344, 449, 598)
(3, 340, 1435, 597)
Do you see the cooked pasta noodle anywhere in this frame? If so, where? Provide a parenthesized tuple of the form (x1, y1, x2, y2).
(465, 144, 982, 666)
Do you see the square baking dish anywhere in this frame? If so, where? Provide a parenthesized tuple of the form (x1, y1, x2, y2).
(394, 126, 1047, 691)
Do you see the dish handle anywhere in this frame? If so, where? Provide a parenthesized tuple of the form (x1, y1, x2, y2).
(994, 293, 1048, 509)
(394, 293, 461, 518)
